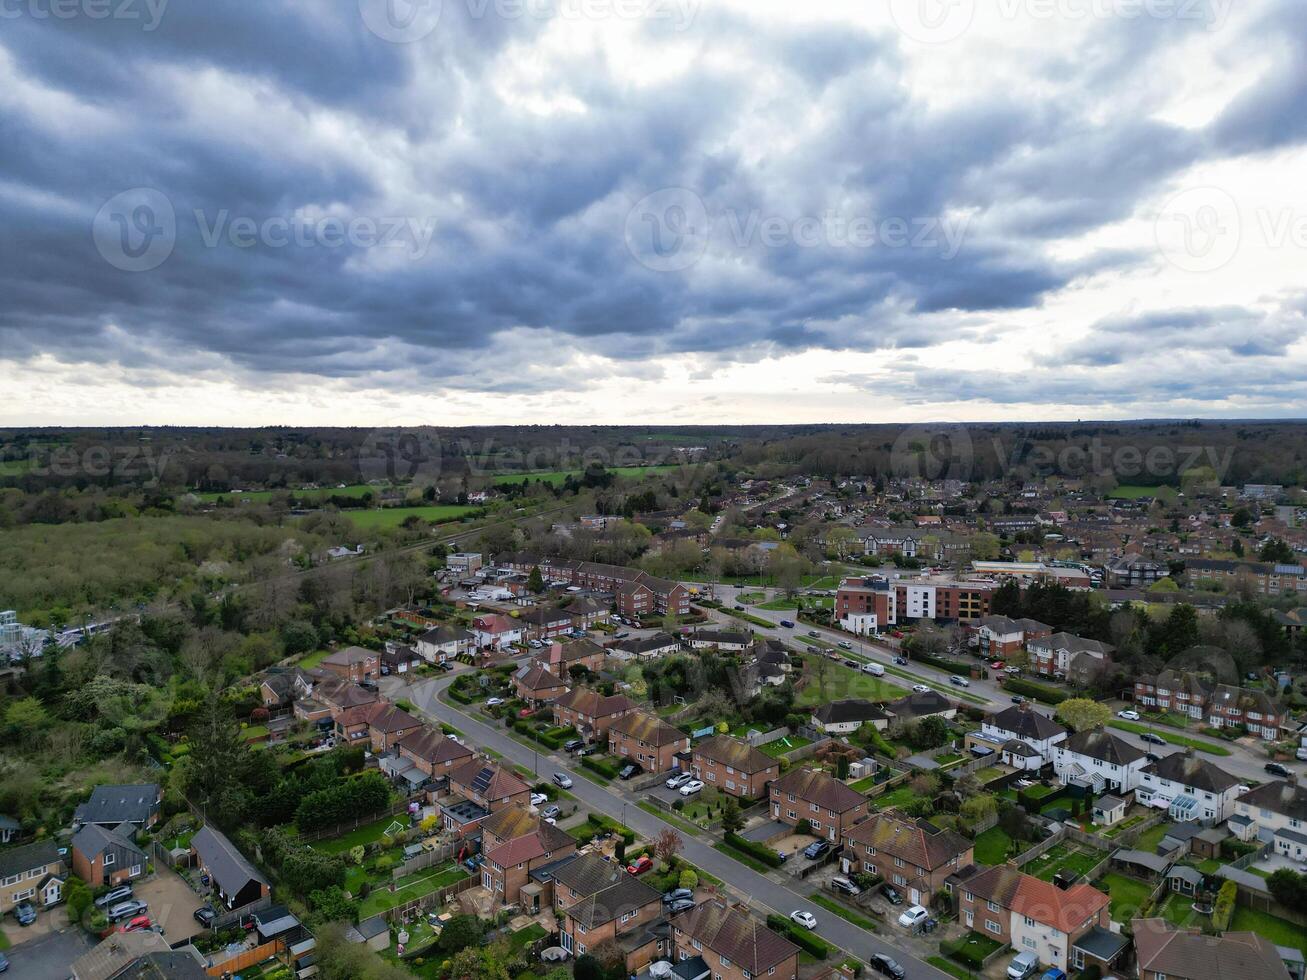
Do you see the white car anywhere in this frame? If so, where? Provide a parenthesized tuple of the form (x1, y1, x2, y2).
(790, 910, 818, 930)
(552, 772, 573, 789)
(897, 905, 929, 928)
(666, 772, 693, 789)
(1117, 709, 1140, 721)
(678, 779, 705, 797)
(949, 674, 969, 687)
(485, 697, 504, 707)
(912, 684, 931, 693)
(530, 792, 548, 806)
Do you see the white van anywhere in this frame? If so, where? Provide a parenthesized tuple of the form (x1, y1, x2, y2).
(861, 662, 885, 676)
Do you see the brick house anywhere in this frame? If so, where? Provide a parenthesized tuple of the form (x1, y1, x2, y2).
(0, 840, 64, 914)
(971, 616, 1051, 658)
(318, 646, 380, 683)
(608, 710, 691, 774)
(395, 726, 474, 779)
(513, 662, 569, 705)
(840, 812, 972, 907)
(1026, 633, 1113, 680)
(362, 703, 425, 753)
(1133, 916, 1291, 980)
(672, 901, 799, 980)
(71, 823, 147, 888)
(542, 639, 608, 678)
(769, 768, 868, 842)
(554, 855, 665, 969)
(1205, 684, 1284, 740)
(447, 760, 531, 814)
(1133, 669, 1211, 719)
(552, 688, 636, 741)
(691, 736, 780, 799)
(518, 606, 574, 642)
(957, 865, 1109, 972)
(497, 555, 689, 619)
(566, 597, 611, 629)
(482, 823, 577, 907)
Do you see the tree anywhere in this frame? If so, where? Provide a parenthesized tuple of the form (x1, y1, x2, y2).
(4, 697, 49, 731)
(959, 794, 998, 832)
(654, 828, 685, 864)
(720, 797, 744, 835)
(1055, 698, 1112, 733)
(907, 715, 952, 750)
(679, 869, 698, 890)
(1259, 538, 1294, 562)
(527, 566, 546, 593)
(436, 914, 485, 955)
(1211, 878, 1238, 931)
(574, 954, 606, 980)
(64, 876, 93, 927)
(1267, 869, 1307, 909)
(308, 886, 358, 926)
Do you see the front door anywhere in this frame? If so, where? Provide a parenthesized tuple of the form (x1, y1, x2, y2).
(909, 888, 920, 905)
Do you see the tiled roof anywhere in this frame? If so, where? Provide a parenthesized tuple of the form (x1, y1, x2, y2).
(676, 902, 799, 974)
(554, 687, 635, 718)
(1133, 917, 1291, 980)
(321, 646, 376, 666)
(397, 726, 473, 765)
(480, 806, 540, 843)
(844, 813, 971, 870)
(693, 735, 777, 774)
(610, 710, 687, 746)
(485, 828, 573, 869)
(515, 663, 567, 692)
(449, 761, 530, 802)
(1060, 728, 1145, 767)
(564, 874, 660, 929)
(771, 767, 866, 814)
(73, 783, 160, 827)
(961, 865, 1108, 933)
(812, 699, 889, 725)
(1144, 752, 1239, 794)
(551, 852, 629, 897)
(0, 839, 60, 879)
(986, 704, 1067, 741)
(1237, 779, 1307, 822)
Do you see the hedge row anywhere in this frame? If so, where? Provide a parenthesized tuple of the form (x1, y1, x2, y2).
(587, 813, 637, 845)
(447, 686, 475, 705)
(1002, 677, 1068, 704)
(724, 833, 785, 868)
(582, 756, 621, 779)
(912, 652, 973, 674)
(765, 914, 829, 959)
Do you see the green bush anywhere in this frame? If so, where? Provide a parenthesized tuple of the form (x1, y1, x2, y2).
(1211, 879, 1237, 931)
(1003, 677, 1068, 705)
(586, 813, 636, 845)
(581, 756, 621, 779)
(913, 652, 972, 674)
(724, 833, 784, 868)
(765, 914, 828, 959)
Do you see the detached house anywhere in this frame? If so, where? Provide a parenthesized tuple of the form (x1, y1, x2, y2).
(415, 625, 474, 664)
(841, 813, 972, 908)
(672, 901, 800, 980)
(969, 704, 1067, 771)
(972, 617, 1051, 658)
(810, 699, 890, 735)
(192, 825, 270, 911)
(73, 783, 161, 832)
(552, 688, 636, 741)
(1026, 633, 1113, 682)
(1053, 727, 1149, 794)
(71, 823, 147, 888)
(608, 710, 690, 774)
(1231, 778, 1307, 862)
(318, 646, 380, 683)
(692, 736, 780, 799)
(1135, 749, 1242, 824)
(0, 840, 64, 914)
(769, 768, 868, 842)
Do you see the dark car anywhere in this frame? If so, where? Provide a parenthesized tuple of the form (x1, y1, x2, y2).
(1145, 752, 1162, 763)
(779, 620, 796, 629)
(663, 888, 694, 904)
(843, 659, 859, 668)
(893, 656, 908, 666)
(95, 885, 134, 909)
(803, 840, 831, 860)
(193, 905, 216, 928)
(734, 604, 745, 611)
(578, 745, 602, 756)
(1265, 762, 1293, 778)
(882, 884, 904, 905)
(666, 898, 697, 914)
(870, 954, 906, 980)
(1140, 732, 1167, 745)
(1011, 694, 1026, 704)
(0, 950, 8, 973)
(619, 762, 643, 780)
(563, 738, 584, 752)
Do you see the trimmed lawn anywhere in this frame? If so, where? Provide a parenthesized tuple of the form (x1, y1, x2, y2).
(1108, 720, 1231, 756)
(310, 814, 406, 853)
(973, 827, 1015, 865)
(759, 735, 812, 758)
(1098, 872, 1154, 923)
(928, 957, 977, 980)
(809, 894, 880, 930)
(1135, 823, 1169, 853)
(357, 864, 469, 919)
(795, 655, 908, 707)
(714, 842, 773, 875)
(1022, 843, 1106, 882)
(1231, 906, 1307, 955)
(1108, 485, 1160, 499)
(848, 776, 877, 793)
(1155, 891, 1208, 928)
(298, 649, 331, 669)
(348, 505, 479, 529)
(508, 923, 547, 953)
(871, 785, 922, 811)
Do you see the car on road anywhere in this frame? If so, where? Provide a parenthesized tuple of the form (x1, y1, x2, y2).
(861, 662, 885, 676)
(1266, 762, 1293, 778)
(897, 905, 929, 928)
(881, 884, 904, 905)
(615, 632, 630, 639)
(563, 738, 584, 752)
(789, 910, 817, 930)
(194, 905, 216, 928)
(912, 683, 931, 693)
(96, 885, 134, 908)
(838, 641, 852, 650)
(830, 876, 861, 896)
(666, 897, 697, 914)
(842, 659, 859, 668)
(893, 656, 908, 665)
(808, 630, 820, 638)
(989, 661, 1004, 670)
(619, 762, 643, 780)
(627, 855, 654, 875)
(1140, 732, 1167, 745)
(530, 792, 549, 806)
(678, 779, 704, 797)
(666, 771, 693, 789)
(0, 950, 8, 973)
(949, 674, 970, 687)
(541, 804, 562, 821)
(1010, 694, 1026, 704)
(869, 953, 905, 980)
(663, 888, 694, 904)
(1007, 951, 1040, 980)
(779, 620, 796, 629)
(552, 772, 573, 788)
(1117, 709, 1140, 721)
(485, 697, 504, 707)
(734, 604, 745, 611)
(13, 902, 36, 926)
(108, 900, 148, 923)
(1005, 665, 1022, 675)
(803, 840, 831, 860)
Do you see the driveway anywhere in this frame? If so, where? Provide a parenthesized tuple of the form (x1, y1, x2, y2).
(2, 925, 96, 979)
(133, 869, 207, 943)
(741, 820, 790, 843)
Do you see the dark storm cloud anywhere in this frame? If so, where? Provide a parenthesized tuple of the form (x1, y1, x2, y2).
(0, 1, 1300, 396)
(1058, 304, 1307, 366)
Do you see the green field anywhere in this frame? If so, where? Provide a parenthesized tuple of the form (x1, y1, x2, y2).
(1108, 720, 1231, 756)
(794, 655, 909, 707)
(495, 465, 683, 486)
(194, 483, 380, 503)
(346, 505, 479, 529)
(1108, 485, 1162, 499)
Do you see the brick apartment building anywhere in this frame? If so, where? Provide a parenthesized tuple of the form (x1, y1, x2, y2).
(1186, 558, 1307, 596)
(608, 710, 691, 774)
(836, 576, 995, 634)
(769, 767, 868, 842)
(840, 812, 972, 907)
(692, 736, 780, 799)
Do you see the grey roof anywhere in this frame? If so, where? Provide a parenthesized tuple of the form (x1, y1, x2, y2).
(1115, 849, 1174, 874)
(550, 852, 628, 896)
(0, 814, 22, 830)
(563, 873, 660, 928)
(987, 704, 1067, 741)
(73, 823, 146, 864)
(0, 838, 60, 879)
(1170, 866, 1204, 885)
(1072, 924, 1130, 962)
(1237, 780, 1307, 823)
(191, 825, 268, 895)
(1144, 752, 1240, 795)
(813, 698, 889, 725)
(74, 783, 160, 827)
(1061, 728, 1145, 767)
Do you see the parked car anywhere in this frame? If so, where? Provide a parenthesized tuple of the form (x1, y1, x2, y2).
(577, 745, 601, 757)
(530, 792, 549, 806)
(893, 656, 908, 666)
(517, 708, 535, 718)
(949, 674, 970, 687)
(779, 620, 796, 629)
(563, 738, 584, 752)
(803, 840, 831, 860)
(663, 888, 694, 904)
(897, 905, 929, 928)
(619, 762, 643, 780)
(541, 805, 562, 821)
(121, 915, 153, 933)
(830, 876, 861, 896)
(1005, 665, 1022, 675)
(627, 855, 654, 876)
(108, 900, 148, 923)
(912, 684, 931, 693)
(666, 898, 697, 914)
(1040, 970, 1067, 980)
(1140, 732, 1167, 745)
(13, 903, 36, 926)
(1117, 709, 1140, 721)
(552, 772, 573, 788)
(95, 885, 134, 909)
(789, 910, 818, 930)
(193, 905, 216, 928)
(666, 771, 693, 789)
(881, 884, 903, 905)
(615, 632, 631, 639)
(485, 697, 504, 707)
(734, 604, 745, 611)
(1007, 951, 1040, 980)
(861, 662, 885, 676)
(678, 779, 705, 797)
(0, 950, 8, 973)
(1266, 762, 1293, 778)
(869, 953, 905, 980)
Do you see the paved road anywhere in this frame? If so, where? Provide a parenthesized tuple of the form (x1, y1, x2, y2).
(703, 583, 1286, 785)
(2, 924, 95, 979)
(406, 673, 950, 980)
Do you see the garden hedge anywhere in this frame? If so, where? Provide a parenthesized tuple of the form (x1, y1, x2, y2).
(1002, 677, 1069, 704)
(724, 833, 784, 868)
(582, 756, 621, 779)
(765, 914, 829, 959)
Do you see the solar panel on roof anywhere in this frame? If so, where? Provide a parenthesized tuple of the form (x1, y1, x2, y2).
(471, 768, 494, 794)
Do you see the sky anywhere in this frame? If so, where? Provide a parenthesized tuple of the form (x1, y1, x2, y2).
(2, 0, 1306, 426)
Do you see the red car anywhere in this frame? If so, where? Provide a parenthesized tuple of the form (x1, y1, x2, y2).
(120, 916, 152, 933)
(990, 661, 1005, 670)
(891, 630, 904, 639)
(627, 855, 654, 876)
(518, 707, 535, 718)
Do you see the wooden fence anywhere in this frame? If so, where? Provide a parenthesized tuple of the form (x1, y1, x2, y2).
(211, 894, 274, 931)
(204, 938, 284, 975)
(294, 798, 419, 844)
(382, 873, 480, 925)
(1012, 826, 1066, 869)
(394, 842, 456, 879)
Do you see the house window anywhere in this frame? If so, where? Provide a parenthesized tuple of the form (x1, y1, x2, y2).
(720, 956, 731, 967)
(986, 920, 1002, 935)
(103, 854, 116, 867)
(963, 891, 973, 902)
(14, 888, 35, 901)
(1023, 938, 1037, 950)
(894, 857, 904, 868)
(987, 901, 999, 913)
(1023, 916, 1035, 927)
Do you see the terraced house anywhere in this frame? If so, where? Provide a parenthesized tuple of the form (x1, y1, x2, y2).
(0, 840, 64, 914)
(608, 710, 690, 774)
(672, 901, 800, 980)
(691, 735, 780, 799)
(498, 554, 690, 619)
(768, 767, 868, 842)
(840, 812, 972, 907)
(552, 853, 667, 968)
(552, 687, 636, 741)
(1133, 671, 1284, 740)
(445, 760, 531, 821)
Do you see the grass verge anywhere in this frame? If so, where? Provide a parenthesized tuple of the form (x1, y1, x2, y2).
(809, 894, 879, 931)
(1108, 720, 1231, 756)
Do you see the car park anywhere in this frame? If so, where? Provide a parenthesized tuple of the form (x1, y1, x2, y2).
(869, 954, 905, 980)
(666, 771, 693, 789)
(949, 674, 969, 687)
(803, 840, 831, 860)
(678, 779, 704, 796)
(1117, 709, 1140, 721)
(1140, 732, 1167, 745)
(13, 902, 36, 926)
(619, 762, 643, 780)
(789, 910, 817, 930)
(96, 885, 134, 908)
(552, 772, 573, 788)
(861, 662, 885, 676)
(830, 876, 861, 896)
(1007, 951, 1040, 980)
(627, 855, 654, 875)
(897, 905, 929, 928)
(108, 900, 148, 922)
(1266, 762, 1293, 778)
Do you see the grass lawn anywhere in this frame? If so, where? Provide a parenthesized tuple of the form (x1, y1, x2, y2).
(1155, 891, 1209, 928)
(1108, 485, 1161, 499)
(1231, 906, 1307, 955)
(794, 655, 908, 707)
(160, 829, 197, 852)
(927, 956, 977, 980)
(637, 801, 700, 835)
(759, 735, 812, 758)
(194, 483, 380, 503)
(1022, 843, 1106, 882)
(757, 598, 799, 610)
(357, 864, 469, 919)
(871, 785, 923, 810)
(1101, 814, 1149, 838)
(1135, 823, 1169, 853)
(1108, 720, 1231, 756)
(936, 752, 964, 766)
(298, 648, 331, 669)
(508, 923, 547, 953)
(809, 894, 879, 930)
(347, 505, 479, 529)
(973, 766, 1006, 784)
(973, 827, 1015, 865)
(310, 814, 406, 853)
(714, 841, 774, 875)
(0, 926, 9, 951)
(499, 465, 682, 486)
(1098, 872, 1154, 923)
(848, 776, 878, 793)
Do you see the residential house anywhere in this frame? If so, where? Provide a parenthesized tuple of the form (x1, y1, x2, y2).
(552, 687, 636, 741)
(334, 700, 423, 753)
(1134, 669, 1212, 720)
(841, 813, 972, 907)
(312, 677, 380, 720)
(318, 645, 380, 683)
(553, 854, 667, 969)
(810, 699, 890, 735)
(472, 614, 524, 653)
(610, 632, 682, 661)
(446, 760, 531, 817)
(968, 703, 1068, 771)
(1052, 727, 1149, 794)
(972, 617, 1051, 658)
(396, 726, 474, 780)
(191, 825, 270, 910)
(260, 667, 314, 708)
(957, 865, 1110, 973)
(1132, 917, 1291, 980)
(519, 606, 574, 642)
(1230, 779, 1307, 863)
(513, 662, 569, 705)
(692, 736, 781, 799)
(70, 931, 208, 980)
(609, 710, 691, 774)
(769, 767, 868, 842)
(72, 783, 162, 832)
(883, 690, 958, 731)
(415, 624, 475, 664)
(482, 822, 577, 907)
(380, 645, 422, 676)
(447, 552, 483, 575)
(0, 840, 64, 914)
(1105, 553, 1170, 588)
(566, 597, 611, 630)
(1135, 749, 1242, 824)
(497, 555, 690, 619)
(688, 629, 751, 652)
(543, 638, 608, 677)
(71, 823, 147, 888)
(1205, 684, 1285, 740)
(672, 901, 800, 980)
(1026, 633, 1114, 682)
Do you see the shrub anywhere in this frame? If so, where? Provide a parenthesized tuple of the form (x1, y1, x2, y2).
(796, 818, 813, 835)
(581, 756, 621, 779)
(724, 833, 784, 868)
(1211, 879, 1237, 931)
(1002, 677, 1068, 705)
(679, 869, 698, 890)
